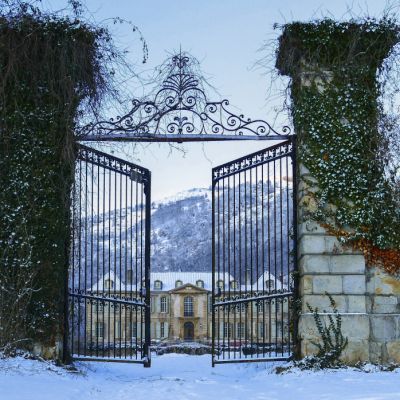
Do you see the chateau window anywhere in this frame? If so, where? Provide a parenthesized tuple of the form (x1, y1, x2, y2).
(223, 322, 233, 338)
(237, 322, 245, 339)
(96, 322, 105, 338)
(184, 296, 194, 317)
(115, 321, 121, 339)
(160, 296, 168, 313)
(258, 322, 264, 338)
(131, 323, 137, 338)
(154, 280, 163, 290)
(175, 280, 183, 288)
(196, 280, 204, 288)
(105, 279, 114, 290)
(230, 280, 238, 290)
(93, 301, 104, 312)
(131, 323, 142, 339)
(160, 322, 165, 338)
(266, 279, 274, 290)
(126, 269, 133, 285)
(217, 280, 224, 290)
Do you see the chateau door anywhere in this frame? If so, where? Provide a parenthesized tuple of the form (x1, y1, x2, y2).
(184, 322, 194, 341)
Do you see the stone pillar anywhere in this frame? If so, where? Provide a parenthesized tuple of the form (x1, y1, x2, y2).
(298, 165, 370, 363)
(276, 22, 400, 364)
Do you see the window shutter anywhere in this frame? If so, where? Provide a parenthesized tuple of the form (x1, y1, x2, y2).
(151, 297, 155, 313)
(166, 297, 170, 313)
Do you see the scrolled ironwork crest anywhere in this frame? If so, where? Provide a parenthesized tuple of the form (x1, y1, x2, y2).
(80, 51, 292, 142)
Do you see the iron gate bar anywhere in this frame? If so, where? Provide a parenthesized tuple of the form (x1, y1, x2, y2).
(67, 144, 151, 366)
(211, 138, 297, 366)
(213, 292, 293, 307)
(68, 292, 148, 308)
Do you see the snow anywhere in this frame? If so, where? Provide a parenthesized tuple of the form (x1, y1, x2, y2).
(1, 354, 399, 400)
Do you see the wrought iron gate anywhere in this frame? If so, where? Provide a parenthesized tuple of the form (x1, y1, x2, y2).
(67, 145, 151, 366)
(211, 139, 297, 365)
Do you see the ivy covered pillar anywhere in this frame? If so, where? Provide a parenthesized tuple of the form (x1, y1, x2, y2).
(0, 15, 104, 360)
(276, 20, 400, 364)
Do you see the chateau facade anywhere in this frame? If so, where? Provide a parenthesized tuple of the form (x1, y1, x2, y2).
(87, 272, 288, 346)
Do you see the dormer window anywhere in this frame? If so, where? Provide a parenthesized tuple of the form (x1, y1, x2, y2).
(105, 279, 114, 290)
(217, 280, 224, 290)
(196, 280, 204, 288)
(230, 280, 238, 290)
(175, 280, 183, 288)
(154, 280, 163, 290)
(266, 279, 274, 290)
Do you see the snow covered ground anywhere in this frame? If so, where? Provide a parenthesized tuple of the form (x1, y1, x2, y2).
(0, 354, 399, 400)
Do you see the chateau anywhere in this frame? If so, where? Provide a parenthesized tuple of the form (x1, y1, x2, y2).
(86, 272, 288, 345)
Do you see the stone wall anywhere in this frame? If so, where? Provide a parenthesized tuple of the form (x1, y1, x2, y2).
(298, 166, 400, 363)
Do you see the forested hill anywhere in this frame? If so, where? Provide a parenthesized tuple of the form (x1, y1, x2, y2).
(75, 184, 292, 284)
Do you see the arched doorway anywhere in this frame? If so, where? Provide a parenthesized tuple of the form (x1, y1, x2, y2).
(184, 322, 194, 341)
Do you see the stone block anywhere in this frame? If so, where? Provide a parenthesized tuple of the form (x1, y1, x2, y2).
(343, 275, 366, 295)
(312, 275, 342, 294)
(367, 268, 400, 296)
(298, 314, 320, 341)
(341, 340, 370, 364)
(299, 194, 318, 213)
(299, 275, 313, 295)
(299, 163, 311, 176)
(301, 340, 319, 357)
(330, 255, 365, 274)
(371, 296, 399, 314)
(298, 221, 327, 236)
(340, 314, 370, 340)
(300, 313, 369, 341)
(386, 341, 400, 363)
(299, 235, 355, 256)
(346, 295, 367, 313)
(298, 177, 318, 194)
(302, 294, 347, 313)
(299, 255, 330, 274)
(369, 341, 385, 364)
(370, 315, 397, 341)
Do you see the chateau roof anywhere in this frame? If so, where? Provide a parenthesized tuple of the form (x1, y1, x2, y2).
(90, 271, 287, 292)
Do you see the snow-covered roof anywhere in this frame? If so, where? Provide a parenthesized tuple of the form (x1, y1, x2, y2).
(151, 272, 231, 291)
(90, 271, 287, 292)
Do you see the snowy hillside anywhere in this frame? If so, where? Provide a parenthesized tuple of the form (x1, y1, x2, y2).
(72, 183, 293, 285)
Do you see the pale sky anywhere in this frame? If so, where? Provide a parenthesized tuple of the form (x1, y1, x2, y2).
(46, 0, 394, 200)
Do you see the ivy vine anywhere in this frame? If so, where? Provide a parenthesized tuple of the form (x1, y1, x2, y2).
(277, 18, 400, 275)
(0, 1, 145, 355)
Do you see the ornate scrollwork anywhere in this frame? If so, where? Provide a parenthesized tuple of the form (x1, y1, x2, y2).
(79, 52, 292, 141)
